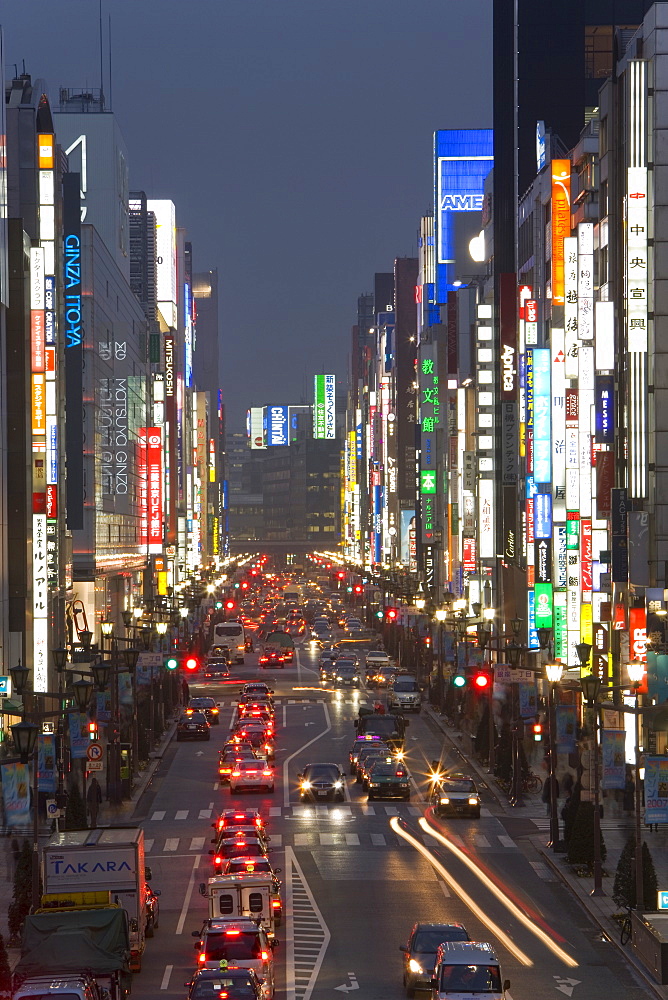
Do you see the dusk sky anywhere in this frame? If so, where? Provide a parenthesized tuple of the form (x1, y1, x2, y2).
(2, 1, 491, 429)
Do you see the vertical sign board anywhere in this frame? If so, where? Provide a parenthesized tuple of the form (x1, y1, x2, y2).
(313, 375, 336, 439)
(533, 349, 551, 485)
(419, 345, 440, 545)
(248, 407, 266, 450)
(146, 428, 163, 554)
(551, 159, 571, 307)
(33, 514, 48, 692)
(500, 274, 518, 563)
(63, 173, 84, 530)
(266, 406, 289, 446)
(138, 429, 148, 546)
(627, 63, 648, 500)
(163, 335, 177, 545)
(435, 129, 493, 299)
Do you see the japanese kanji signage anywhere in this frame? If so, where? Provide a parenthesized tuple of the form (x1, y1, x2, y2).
(139, 428, 163, 553)
(33, 513, 48, 692)
(419, 344, 440, 544)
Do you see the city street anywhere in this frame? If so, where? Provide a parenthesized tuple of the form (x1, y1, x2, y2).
(128, 643, 652, 1000)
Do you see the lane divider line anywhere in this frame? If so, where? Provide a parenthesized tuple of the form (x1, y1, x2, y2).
(389, 817, 533, 967)
(418, 816, 578, 969)
(176, 854, 201, 936)
(160, 965, 173, 990)
(282, 702, 331, 808)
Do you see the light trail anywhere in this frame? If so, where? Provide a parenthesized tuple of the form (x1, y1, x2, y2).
(389, 817, 533, 967)
(419, 816, 578, 969)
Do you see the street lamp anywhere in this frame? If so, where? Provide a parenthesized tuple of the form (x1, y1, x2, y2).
(72, 677, 94, 713)
(121, 609, 133, 629)
(10, 661, 30, 697)
(580, 654, 604, 896)
(91, 659, 111, 692)
(545, 659, 564, 853)
(9, 720, 38, 764)
(52, 648, 69, 673)
(434, 609, 447, 713)
(627, 658, 646, 912)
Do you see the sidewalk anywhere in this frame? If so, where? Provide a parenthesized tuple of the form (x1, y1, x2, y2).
(1, 717, 177, 962)
(424, 704, 668, 999)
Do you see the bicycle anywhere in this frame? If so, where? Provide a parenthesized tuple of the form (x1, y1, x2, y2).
(620, 907, 633, 946)
(523, 771, 541, 792)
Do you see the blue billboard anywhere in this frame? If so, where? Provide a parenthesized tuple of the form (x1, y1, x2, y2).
(434, 129, 493, 302)
(266, 405, 289, 446)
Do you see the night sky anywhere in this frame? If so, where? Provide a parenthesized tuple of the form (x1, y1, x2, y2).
(2, 1, 491, 429)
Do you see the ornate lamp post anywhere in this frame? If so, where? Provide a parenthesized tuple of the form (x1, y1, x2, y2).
(580, 654, 604, 896)
(627, 658, 646, 911)
(545, 658, 564, 852)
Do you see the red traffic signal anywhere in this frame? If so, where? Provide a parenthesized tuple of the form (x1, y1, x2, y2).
(473, 670, 491, 690)
(225, 599, 236, 611)
(88, 721, 98, 738)
(336, 571, 346, 580)
(531, 720, 543, 741)
(185, 656, 199, 672)
(385, 608, 398, 621)
(354, 585, 363, 594)
(240, 581, 249, 590)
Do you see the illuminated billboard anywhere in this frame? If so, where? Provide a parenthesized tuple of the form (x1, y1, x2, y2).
(434, 129, 493, 299)
(266, 406, 288, 447)
(550, 159, 571, 306)
(147, 199, 177, 328)
(313, 374, 336, 439)
(247, 407, 266, 450)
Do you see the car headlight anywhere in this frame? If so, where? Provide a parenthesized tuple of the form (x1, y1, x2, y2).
(440, 796, 450, 804)
(370, 783, 380, 788)
(334, 780, 343, 789)
(408, 959, 423, 974)
(301, 780, 311, 790)
(468, 796, 479, 805)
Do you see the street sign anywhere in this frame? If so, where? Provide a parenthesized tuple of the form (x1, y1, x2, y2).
(42, 721, 55, 734)
(659, 891, 668, 910)
(0, 676, 10, 698)
(87, 760, 103, 771)
(46, 799, 61, 819)
(86, 742, 103, 761)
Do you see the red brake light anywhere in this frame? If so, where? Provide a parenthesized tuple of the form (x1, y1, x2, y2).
(231, 771, 241, 777)
(198, 953, 206, 963)
(263, 769, 272, 776)
(234, 813, 245, 819)
(261, 950, 269, 961)
(272, 899, 280, 908)
(225, 929, 241, 936)
(214, 855, 222, 865)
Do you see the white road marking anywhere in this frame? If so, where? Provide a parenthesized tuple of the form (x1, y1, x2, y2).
(175, 809, 189, 820)
(198, 809, 212, 819)
(282, 701, 332, 807)
(439, 881, 451, 899)
(473, 834, 491, 848)
(209, 801, 214, 809)
(362, 804, 375, 816)
(160, 965, 173, 990)
(190, 837, 206, 851)
(283, 703, 287, 728)
(144, 839, 155, 853)
(270, 833, 283, 846)
(176, 854, 201, 935)
(151, 810, 165, 821)
(345, 833, 360, 846)
(319, 833, 337, 845)
(481, 807, 492, 817)
(270, 806, 282, 817)
(422, 834, 439, 846)
(164, 838, 179, 852)
(384, 806, 399, 815)
(370, 833, 386, 846)
(408, 806, 422, 817)
(213, 782, 219, 791)
(294, 833, 310, 846)
(285, 846, 330, 1000)
(498, 835, 515, 848)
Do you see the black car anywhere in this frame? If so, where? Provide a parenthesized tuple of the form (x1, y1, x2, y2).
(333, 661, 361, 688)
(400, 921, 470, 996)
(188, 697, 221, 724)
(298, 762, 345, 802)
(177, 711, 210, 741)
(185, 966, 263, 1000)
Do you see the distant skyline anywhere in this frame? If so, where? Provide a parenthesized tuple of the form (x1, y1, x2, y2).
(1, 1, 492, 429)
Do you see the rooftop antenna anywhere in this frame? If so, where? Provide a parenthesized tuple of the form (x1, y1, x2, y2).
(98, 0, 104, 106)
(108, 14, 113, 110)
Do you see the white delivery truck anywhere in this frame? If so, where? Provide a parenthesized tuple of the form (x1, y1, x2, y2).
(199, 873, 280, 939)
(42, 827, 148, 972)
(213, 620, 247, 662)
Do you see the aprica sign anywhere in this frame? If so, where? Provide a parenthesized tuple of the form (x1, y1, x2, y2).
(501, 343, 516, 395)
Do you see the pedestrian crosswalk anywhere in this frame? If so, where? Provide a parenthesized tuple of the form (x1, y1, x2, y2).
(143, 829, 518, 854)
(149, 803, 426, 822)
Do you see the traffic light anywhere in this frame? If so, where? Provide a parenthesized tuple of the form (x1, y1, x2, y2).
(385, 608, 398, 622)
(336, 571, 345, 580)
(165, 654, 179, 671)
(88, 721, 98, 739)
(473, 670, 491, 690)
(225, 599, 236, 611)
(531, 720, 543, 742)
(452, 672, 467, 688)
(354, 585, 363, 594)
(215, 601, 223, 609)
(375, 610, 384, 619)
(240, 582, 249, 590)
(184, 655, 199, 672)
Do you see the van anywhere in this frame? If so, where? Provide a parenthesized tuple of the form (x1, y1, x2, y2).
(213, 621, 246, 663)
(431, 941, 509, 999)
(199, 873, 279, 939)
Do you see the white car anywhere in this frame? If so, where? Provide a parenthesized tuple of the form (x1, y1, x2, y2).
(230, 758, 275, 793)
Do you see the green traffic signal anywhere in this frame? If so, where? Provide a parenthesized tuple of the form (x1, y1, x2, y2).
(452, 673, 466, 688)
(165, 656, 179, 671)
(375, 611, 384, 619)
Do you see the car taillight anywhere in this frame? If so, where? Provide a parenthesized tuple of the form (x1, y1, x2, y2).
(261, 950, 269, 961)
(263, 769, 272, 776)
(214, 856, 222, 865)
(272, 899, 281, 908)
(225, 929, 241, 936)
(198, 953, 206, 963)
(212, 708, 219, 714)
(235, 813, 245, 819)
(231, 771, 241, 777)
